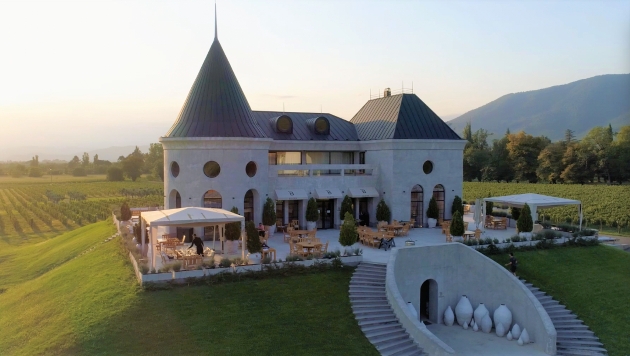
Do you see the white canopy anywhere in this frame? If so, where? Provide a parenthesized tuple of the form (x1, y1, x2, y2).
(141, 207, 244, 227)
(314, 188, 343, 199)
(348, 187, 379, 198)
(483, 193, 582, 229)
(139, 207, 246, 269)
(275, 189, 308, 201)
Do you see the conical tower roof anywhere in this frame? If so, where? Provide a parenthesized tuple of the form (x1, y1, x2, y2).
(165, 14, 265, 138)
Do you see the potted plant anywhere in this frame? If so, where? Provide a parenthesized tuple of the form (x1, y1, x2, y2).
(245, 221, 262, 255)
(376, 199, 391, 224)
(262, 197, 277, 234)
(339, 212, 358, 249)
(450, 211, 465, 242)
(306, 197, 319, 231)
(451, 195, 463, 217)
(225, 207, 242, 252)
(339, 195, 354, 227)
(427, 196, 439, 228)
(510, 207, 520, 229)
(517, 203, 533, 238)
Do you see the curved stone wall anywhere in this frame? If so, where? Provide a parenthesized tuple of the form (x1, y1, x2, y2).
(386, 244, 556, 355)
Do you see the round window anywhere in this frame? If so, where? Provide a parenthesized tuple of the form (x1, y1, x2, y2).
(246, 161, 257, 177)
(314, 117, 329, 134)
(171, 161, 180, 178)
(423, 161, 433, 174)
(203, 161, 221, 178)
(277, 116, 292, 133)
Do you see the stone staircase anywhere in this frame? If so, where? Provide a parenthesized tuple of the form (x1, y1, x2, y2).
(350, 262, 426, 356)
(520, 279, 608, 356)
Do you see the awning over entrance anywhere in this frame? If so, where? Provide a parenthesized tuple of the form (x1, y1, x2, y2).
(314, 188, 343, 200)
(275, 189, 308, 201)
(348, 187, 379, 198)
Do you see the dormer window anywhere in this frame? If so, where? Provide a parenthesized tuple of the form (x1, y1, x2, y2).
(270, 115, 293, 134)
(306, 116, 330, 135)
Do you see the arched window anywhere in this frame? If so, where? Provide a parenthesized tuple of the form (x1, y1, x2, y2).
(203, 190, 222, 209)
(175, 191, 181, 209)
(244, 190, 254, 222)
(433, 185, 445, 222)
(169, 189, 182, 209)
(410, 185, 423, 227)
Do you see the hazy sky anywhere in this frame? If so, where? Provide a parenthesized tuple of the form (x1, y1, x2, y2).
(0, 0, 628, 155)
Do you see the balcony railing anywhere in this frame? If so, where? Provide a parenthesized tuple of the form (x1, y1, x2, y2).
(271, 164, 375, 177)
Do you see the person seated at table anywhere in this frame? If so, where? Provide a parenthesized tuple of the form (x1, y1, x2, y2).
(258, 223, 266, 237)
(189, 233, 204, 256)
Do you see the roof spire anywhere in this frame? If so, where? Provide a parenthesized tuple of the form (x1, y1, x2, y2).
(214, 2, 218, 40)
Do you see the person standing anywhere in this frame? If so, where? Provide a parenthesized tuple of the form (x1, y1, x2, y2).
(505, 252, 518, 276)
(189, 233, 204, 256)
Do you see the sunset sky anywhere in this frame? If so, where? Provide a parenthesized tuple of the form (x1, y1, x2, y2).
(0, 0, 628, 158)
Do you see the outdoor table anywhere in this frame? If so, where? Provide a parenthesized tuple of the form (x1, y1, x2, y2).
(385, 224, 404, 235)
(290, 230, 310, 238)
(491, 218, 502, 229)
(297, 241, 322, 254)
(261, 248, 276, 260)
(463, 230, 476, 240)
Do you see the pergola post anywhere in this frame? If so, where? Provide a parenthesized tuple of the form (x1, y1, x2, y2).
(241, 223, 245, 259)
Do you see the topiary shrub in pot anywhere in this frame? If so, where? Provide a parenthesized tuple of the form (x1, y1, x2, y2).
(245, 220, 262, 255)
(225, 206, 242, 241)
(262, 197, 277, 234)
(426, 197, 439, 228)
(376, 199, 391, 224)
(451, 195, 463, 217)
(517, 203, 533, 238)
(339, 212, 358, 248)
(486, 200, 494, 216)
(339, 195, 354, 227)
(306, 197, 319, 231)
(450, 211, 465, 242)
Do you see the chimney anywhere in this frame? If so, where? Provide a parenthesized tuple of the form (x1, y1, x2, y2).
(384, 88, 391, 97)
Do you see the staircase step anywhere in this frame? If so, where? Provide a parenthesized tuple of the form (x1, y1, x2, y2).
(556, 330, 596, 337)
(544, 304, 567, 311)
(553, 319, 584, 326)
(385, 342, 420, 356)
(378, 338, 415, 353)
(357, 316, 399, 326)
(370, 331, 409, 346)
(361, 323, 403, 334)
(351, 275, 386, 281)
(550, 313, 578, 321)
(555, 324, 589, 330)
(557, 345, 608, 353)
(352, 299, 389, 306)
(364, 327, 406, 340)
(352, 303, 392, 310)
(355, 311, 394, 321)
(349, 285, 385, 291)
(557, 339, 604, 347)
(350, 295, 388, 301)
(556, 350, 606, 356)
(546, 308, 573, 315)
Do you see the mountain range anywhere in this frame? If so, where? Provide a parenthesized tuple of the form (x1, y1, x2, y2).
(447, 74, 630, 141)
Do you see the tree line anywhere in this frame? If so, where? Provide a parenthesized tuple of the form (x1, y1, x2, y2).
(462, 123, 630, 184)
(0, 144, 164, 182)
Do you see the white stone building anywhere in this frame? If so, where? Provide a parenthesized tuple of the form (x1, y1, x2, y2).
(160, 21, 466, 239)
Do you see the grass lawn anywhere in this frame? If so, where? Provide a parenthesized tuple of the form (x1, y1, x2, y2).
(491, 246, 630, 356)
(0, 222, 377, 355)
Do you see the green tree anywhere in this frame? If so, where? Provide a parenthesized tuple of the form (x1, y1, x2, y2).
(262, 197, 277, 226)
(339, 212, 357, 247)
(306, 198, 319, 222)
(426, 197, 439, 220)
(340, 195, 354, 220)
(144, 143, 164, 181)
(560, 142, 591, 184)
(81, 152, 90, 166)
(106, 166, 124, 181)
(581, 126, 615, 183)
(122, 155, 144, 182)
(611, 125, 630, 182)
(484, 134, 513, 182)
(510, 207, 521, 222)
(28, 166, 43, 177)
(451, 195, 463, 217)
(225, 207, 242, 241)
(10, 164, 26, 178)
(564, 129, 575, 144)
(517, 203, 533, 233)
(463, 127, 491, 181)
(449, 211, 465, 237)
(376, 199, 391, 223)
(68, 155, 81, 170)
(536, 141, 567, 183)
(506, 131, 550, 183)
(245, 221, 262, 254)
(120, 202, 132, 221)
(485, 200, 494, 216)
(30, 155, 39, 167)
(72, 167, 87, 177)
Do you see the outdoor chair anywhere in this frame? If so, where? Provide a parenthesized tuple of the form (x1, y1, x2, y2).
(291, 219, 300, 229)
(318, 241, 328, 254)
(474, 229, 481, 241)
(441, 221, 451, 235)
(283, 227, 293, 243)
(409, 219, 416, 229)
(445, 232, 452, 243)
(379, 237, 395, 251)
(400, 224, 410, 236)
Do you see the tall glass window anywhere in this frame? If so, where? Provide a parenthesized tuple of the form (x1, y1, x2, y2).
(288, 201, 299, 223)
(433, 185, 445, 222)
(411, 185, 423, 227)
(276, 200, 285, 226)
(276, 152, 302, 165)
(203, 190, 222, 209)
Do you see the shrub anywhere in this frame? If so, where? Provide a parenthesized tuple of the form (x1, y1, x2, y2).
(219, 258, 232, 268)
(427, 197, 439, 220)
(339, 212, 358, 247)
(510, 207, 521, 222)
(120, 202, 132, 221)
(72, 167, 87, 177)
(451, 195, 463, 217)
(171, 262, 182, 272)
(340, 195, 354, 220)
(376, 199, 391, 223)
(28, 167, 43, 177)
(492, 238, 499, 244)
(306, 197, 319, 222)
(449, 211, 465, 236)
(106, 166, 124, 181)
(486, 201, 494, 216)
(285, 255, 304, 262)
(225, 206, 242, 241)
(245, 221, 262, 254)
(517, 203, 533, 233)
(511, 235, 522, 243)
(261, 256, 272, 264)
(262, 197, 276, 226)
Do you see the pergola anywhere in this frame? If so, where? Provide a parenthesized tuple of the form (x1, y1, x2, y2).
(140, 207, 245, 270)
(483, 193, 582, 230)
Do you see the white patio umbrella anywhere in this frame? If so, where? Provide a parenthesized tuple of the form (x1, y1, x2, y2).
(474, 198, 483, 230)
(480, 199, 486, 232)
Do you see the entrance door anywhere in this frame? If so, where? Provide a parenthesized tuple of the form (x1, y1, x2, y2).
(420, 279, 438, 324)
(317, 200, 334, 229)
(358, 198, 369, 226)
